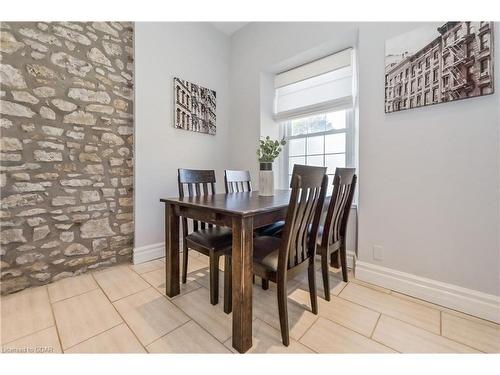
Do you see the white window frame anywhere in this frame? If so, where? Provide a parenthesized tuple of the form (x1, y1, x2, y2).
(278, 108, 355, 189)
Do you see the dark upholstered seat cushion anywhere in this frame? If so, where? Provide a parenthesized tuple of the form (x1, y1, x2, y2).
(253, 236, 282, 272)
(256, 221, 285, 237)
(186, 227, 232, 251)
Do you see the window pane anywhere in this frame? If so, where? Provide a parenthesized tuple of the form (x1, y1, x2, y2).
(325, 110, 346, 130)
(325, 133, 346, 154)
(289, 156, 305, 172)
(288, 138, 305, 156)
(290, 118, 307, 136)
(306, 114, 326, 134)
(307, 155, 323, 167)
(307, 135, 323, 155)
(325, 154, 345, 174)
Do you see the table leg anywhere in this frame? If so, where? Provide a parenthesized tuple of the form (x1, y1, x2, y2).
(165, 203, 180, 297)
(231, 216, 253, 353)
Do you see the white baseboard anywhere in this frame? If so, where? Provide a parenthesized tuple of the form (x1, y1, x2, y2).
(355, 261, 500, 324)
(133, 242, 165, 264)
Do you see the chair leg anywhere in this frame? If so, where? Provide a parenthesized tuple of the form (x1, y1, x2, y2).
(182, 243, 188, 284)
(339, 245, 348, 282)
(330, 250, 339, 268)
(308, 262, 318, 314)
(223, 255, 232, 314)
(261, 278, 269, 290)
(321, 250, 331, 301)
(277, 278, 290, 346)
(209, 251, 219, 305)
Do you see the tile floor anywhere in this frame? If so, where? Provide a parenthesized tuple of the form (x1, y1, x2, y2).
(1, 252, 499, 354)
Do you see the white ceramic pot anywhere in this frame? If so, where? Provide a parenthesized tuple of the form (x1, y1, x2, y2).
(259, 162, 274, 196)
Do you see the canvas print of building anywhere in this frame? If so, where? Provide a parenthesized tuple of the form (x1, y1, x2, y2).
(174, 77, 216, 135)
(385, 22, 494, 113)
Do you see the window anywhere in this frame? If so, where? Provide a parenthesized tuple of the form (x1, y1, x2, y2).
(281, 109, 353, 188)
(416, 95, 421, 105)
(405, 68, 409, 77)
(480, 34, 489, 50)
(425, 56, 430, 68)
(417, 77, 422, 88)
(443, 75, 450, 87)
(424, 91, 430, 105)
(433, 68, 439, 82)
(433, 50, 439, 60)
(480, 59, 489, 75)
(274, 48, 356, 192)
(432, 88, 438, 102)
(424, 72, 430, 86)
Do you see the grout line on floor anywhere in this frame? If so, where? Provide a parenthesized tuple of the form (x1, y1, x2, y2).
(369, 313, 382, 338)
(62, 321, 124, 352)
(47, 289, 65, 353)
(48, 285, 100, 305)
(144, 319, 193, 352)
(88, 272, 148, 353)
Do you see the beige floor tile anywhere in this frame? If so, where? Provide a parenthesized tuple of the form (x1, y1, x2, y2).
(289, 288, 380, 337)
(93, 265, 150, 302)
(1, 326, 61, 354)
(224, 319, 314, 353)
(441, 312, 500, 353)
(65, 323, 146, 353)
(172, 287, 233, 342)
(391, 291, 500, 328)
(140, 265, 202, 297)
(113, 287, 189, 346)
(373, 315, 479, 353)
(350, 278, 391, 294)
(47, 274, 98, 303)
(147, 320, 230, 353)
(130, 259, 165, 275)
(252, 283, 319, 341)
(300, 317, 395, 353)
(294, 270, 348, 299)
(339, 283, 441, 334)
(52, 289, 122, 349)
(1, 286, 54, 344)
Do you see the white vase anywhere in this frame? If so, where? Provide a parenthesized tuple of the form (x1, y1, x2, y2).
(259, 162, 274, 196)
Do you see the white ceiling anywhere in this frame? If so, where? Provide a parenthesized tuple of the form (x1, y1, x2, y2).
(210, 22, 249, 36)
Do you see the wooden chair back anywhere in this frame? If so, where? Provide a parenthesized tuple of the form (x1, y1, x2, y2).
(224, 170, 252, 193)
(279, 165, 328, 275)
(178, 168, 216, 231)
(321, 168, 357, 248)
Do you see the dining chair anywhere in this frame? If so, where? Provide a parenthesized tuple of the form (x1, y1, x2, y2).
(225, 165, 328, 346)
(224, 170, 286, 291)
(178, 169, 232, 307)
(317, 167, 357, 301)
(224, 170, 285, 239)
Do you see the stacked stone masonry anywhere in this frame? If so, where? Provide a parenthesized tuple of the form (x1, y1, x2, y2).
(0, 22, 134, 294)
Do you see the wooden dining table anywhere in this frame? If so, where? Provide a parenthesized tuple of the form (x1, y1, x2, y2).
(160, 190, 291, 353)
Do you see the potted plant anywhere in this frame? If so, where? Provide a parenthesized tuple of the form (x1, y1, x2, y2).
(257, 136, 286, 196)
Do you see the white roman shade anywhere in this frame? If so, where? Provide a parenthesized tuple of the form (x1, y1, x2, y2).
(274, 48, 353, 120)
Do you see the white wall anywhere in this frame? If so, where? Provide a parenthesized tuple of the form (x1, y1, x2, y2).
(134, 23, 231, 250)
(229, 22, 500, 298)
(133, 21, 499, 305)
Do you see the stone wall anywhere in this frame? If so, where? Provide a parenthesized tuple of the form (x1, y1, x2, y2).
(0, 22, 134, 294)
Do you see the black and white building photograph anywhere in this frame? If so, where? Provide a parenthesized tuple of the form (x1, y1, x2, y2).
(385, 22, 494, 113)
(174, 77, 217, 134)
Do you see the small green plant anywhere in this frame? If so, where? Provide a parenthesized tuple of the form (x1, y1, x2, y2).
(257, 136, 286, 163)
